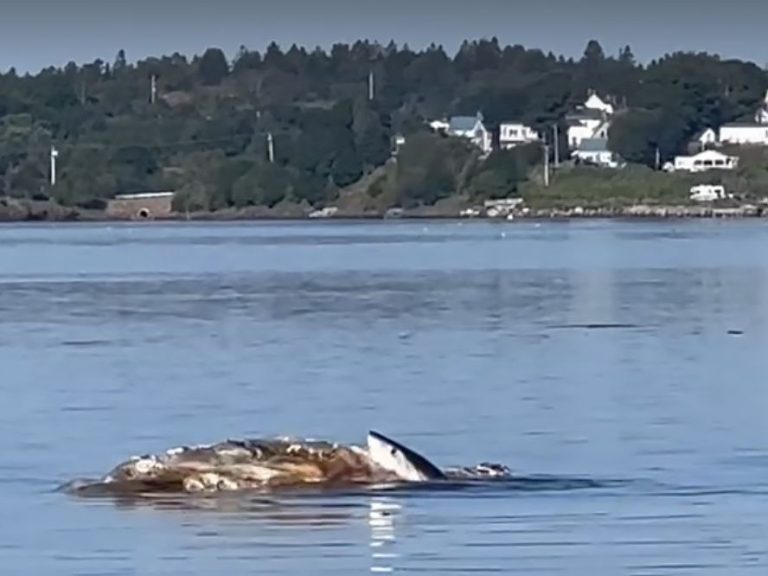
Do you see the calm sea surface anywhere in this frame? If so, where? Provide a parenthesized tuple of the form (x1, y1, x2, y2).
(2, 219, 768, 575)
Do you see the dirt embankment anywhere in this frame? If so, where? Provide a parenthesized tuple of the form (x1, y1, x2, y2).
(0, 198, 84, 221)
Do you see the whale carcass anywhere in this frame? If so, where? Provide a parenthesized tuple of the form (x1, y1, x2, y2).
(62, 430, 511, 496)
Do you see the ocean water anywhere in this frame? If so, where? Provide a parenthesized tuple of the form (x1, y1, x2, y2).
(2, 218, 768, 574)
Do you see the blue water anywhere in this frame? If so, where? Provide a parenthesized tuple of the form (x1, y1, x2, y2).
(2, 219, 768, 574)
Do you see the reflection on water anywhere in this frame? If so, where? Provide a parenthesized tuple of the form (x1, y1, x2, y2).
(369, 498, 401, 574)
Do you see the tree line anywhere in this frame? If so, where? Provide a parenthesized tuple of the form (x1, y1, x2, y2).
(0, 38, 766, 212)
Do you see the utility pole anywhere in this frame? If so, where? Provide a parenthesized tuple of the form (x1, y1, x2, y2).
(267, 132, 275, 163)
(654, 146, 661, 170)
(552, 124, 560, 168)
(368, 70, 374, 101)
(150, 74, 157, 104)
(49, 145, 58, 187)
(543, 143, 550, 187)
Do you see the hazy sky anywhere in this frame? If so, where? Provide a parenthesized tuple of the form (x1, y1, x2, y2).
(3, 0, 767, 73)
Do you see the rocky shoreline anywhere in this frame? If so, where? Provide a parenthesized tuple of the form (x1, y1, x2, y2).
(1, 198, 766, 223)
(511, 204, 767, 220)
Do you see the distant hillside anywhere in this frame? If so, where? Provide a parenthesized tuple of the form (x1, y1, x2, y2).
(0, 39, 766, 215)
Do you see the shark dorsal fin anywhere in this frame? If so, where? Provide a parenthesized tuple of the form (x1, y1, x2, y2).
(368, 430, 445, 481)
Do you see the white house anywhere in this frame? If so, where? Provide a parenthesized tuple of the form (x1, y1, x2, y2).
(498, 122, 540, 149)
(429, 112, 492, 154)
(669, 149, 739, 172)
(566, 92, 614, 149)
(567, 111, 612, 148)
(713, 91, 768, 145)
(753, 89, 768, 124)
(447, 113, 492, 154)
(571, 137, 622, 168)
(719, 123, 768, 146)
(691, 128, 718, 150)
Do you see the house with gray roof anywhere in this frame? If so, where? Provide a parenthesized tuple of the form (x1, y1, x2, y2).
(428, 111, 492, 155)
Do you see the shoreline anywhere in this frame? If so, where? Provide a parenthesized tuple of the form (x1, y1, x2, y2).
(1, 199, 766, 224)
(3, 212, 767, 225)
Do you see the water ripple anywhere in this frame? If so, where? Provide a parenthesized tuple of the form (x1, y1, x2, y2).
(4, 220, 768, 575)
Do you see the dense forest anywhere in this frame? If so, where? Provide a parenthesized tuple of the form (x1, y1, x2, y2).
(1, 38, 767, 214)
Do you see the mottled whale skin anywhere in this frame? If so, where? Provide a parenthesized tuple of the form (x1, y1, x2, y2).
(61, 431, 512, 497)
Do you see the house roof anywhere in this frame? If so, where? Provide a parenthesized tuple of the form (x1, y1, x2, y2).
(721, 122, 768, 129)
(690, 149, 734, 160)
(585, 93, 613, 109)
(577, 138, 610, 152)
(449, 116, 481, 132)
(691, 128, 716, 140)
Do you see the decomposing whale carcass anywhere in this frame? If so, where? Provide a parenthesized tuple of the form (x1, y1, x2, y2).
(62, 430, 512, 496)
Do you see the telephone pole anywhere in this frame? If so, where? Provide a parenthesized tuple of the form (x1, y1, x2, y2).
(150, 74, 157, 104)
(368, 71, 374, 101)
(49, 145, 58, 187)
(552, 124, 560, 168)
(543, 143, 550, 187)
(267, 132, 275, 163)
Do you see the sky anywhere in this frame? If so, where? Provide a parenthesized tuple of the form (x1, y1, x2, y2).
(2, 0, 767, 73)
